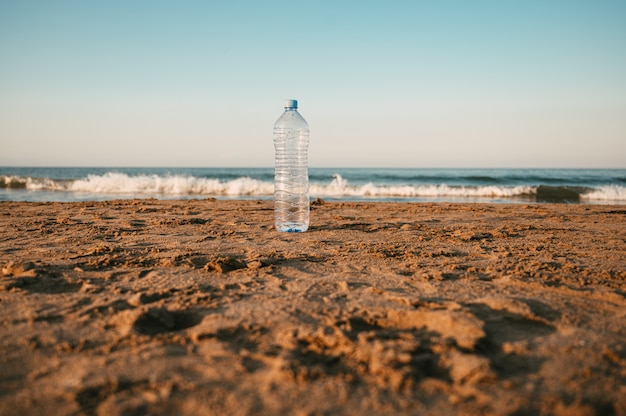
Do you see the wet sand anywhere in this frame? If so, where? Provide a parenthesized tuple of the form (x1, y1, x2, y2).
(1, 199, 625, 415)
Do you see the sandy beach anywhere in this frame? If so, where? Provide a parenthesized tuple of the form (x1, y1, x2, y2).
(0, 199, 624, 415)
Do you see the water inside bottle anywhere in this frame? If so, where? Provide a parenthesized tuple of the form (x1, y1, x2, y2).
(274, 192, 309, 232)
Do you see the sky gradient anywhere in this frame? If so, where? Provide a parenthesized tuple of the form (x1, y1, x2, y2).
(1, 0, 625, 168)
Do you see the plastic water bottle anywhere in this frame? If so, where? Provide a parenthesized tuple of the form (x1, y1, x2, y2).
(273, 99, 310, 232)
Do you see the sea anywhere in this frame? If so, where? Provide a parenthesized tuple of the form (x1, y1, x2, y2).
(1, 167, 625, 204)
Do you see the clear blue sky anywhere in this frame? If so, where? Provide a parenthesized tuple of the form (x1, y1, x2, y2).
(1, 0, 625, 168)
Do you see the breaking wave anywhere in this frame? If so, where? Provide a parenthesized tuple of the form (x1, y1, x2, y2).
(2, 172, 625, 203)
(1, 173, 272, 196)
(310, 174, 535, 199)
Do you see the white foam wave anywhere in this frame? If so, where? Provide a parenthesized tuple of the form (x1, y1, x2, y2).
(6, 172, 625, 201)
(1, 175, 59, 190)
(310, 174, 535, 198)
(66, 173, 273, 196)
(5, 172, 538, 199)
(581, 185, 626, 202)
(26, 172, 274, 197)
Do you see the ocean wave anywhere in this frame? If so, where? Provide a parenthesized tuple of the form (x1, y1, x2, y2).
(1, 173, 273, 196)
(581, 185, 626, 202)
(0, 175, 61, 190)
(68, 173, 273, 196)
(310, 174, 535, 198)
(2, 173, 626, 202)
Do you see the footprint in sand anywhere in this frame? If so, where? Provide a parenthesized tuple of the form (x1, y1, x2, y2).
(1, 263, 82, 294)
(132, 308, 203, 335)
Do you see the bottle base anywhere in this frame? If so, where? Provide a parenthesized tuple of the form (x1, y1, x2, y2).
(275, 223, 309, 233)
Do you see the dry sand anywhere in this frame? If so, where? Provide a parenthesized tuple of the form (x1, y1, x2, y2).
(0, 199, 625, 415)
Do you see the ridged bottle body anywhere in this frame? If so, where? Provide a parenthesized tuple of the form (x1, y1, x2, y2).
(273, 104, 309, 232)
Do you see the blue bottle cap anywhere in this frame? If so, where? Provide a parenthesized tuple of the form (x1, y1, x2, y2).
(284, 99, 298, 109)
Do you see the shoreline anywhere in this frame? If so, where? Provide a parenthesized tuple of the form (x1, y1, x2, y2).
(2, 195, 625, 205)
(1, 200, 625, 415)
(2, 166, 625, 205)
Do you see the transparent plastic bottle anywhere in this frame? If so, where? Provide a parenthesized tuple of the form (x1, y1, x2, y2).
(273, 99, 310, 232)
